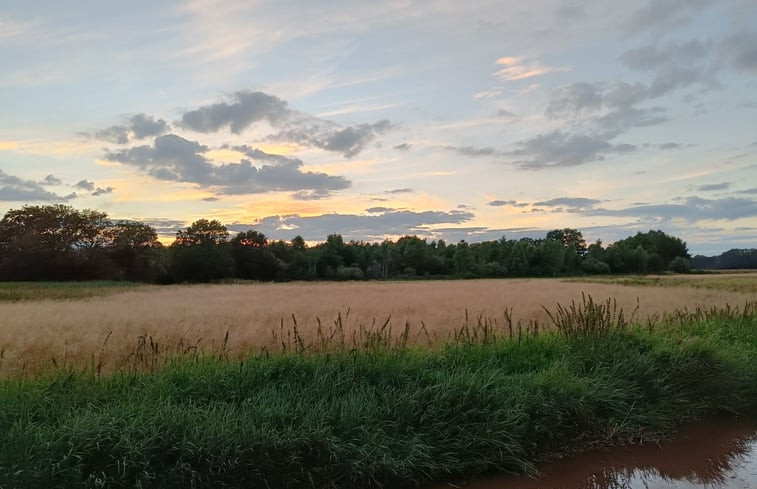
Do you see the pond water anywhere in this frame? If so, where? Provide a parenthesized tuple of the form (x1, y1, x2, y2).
(432, 419, 757, 489)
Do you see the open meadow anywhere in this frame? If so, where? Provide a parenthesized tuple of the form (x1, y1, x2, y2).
(1, 274, 756, 376)
(1, 274, 757, 488)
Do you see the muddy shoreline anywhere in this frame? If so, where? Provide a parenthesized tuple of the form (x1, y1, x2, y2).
(431, 418, 757, 489)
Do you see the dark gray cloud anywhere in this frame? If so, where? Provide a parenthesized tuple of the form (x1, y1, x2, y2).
(487, 200, 528, 208)
(94, 114, 170, 144)
(138, 218, 187, 236)
(496, 109, 518, 118)
(323, 120, 392, 158)
(623, 0, 714, 36)
(291, 189, 334, 201)
(365, 207, 394, 213)
(228, 209, 475, 241)
(508, 130, 636, 169)
(443, 145, 500, 157)
(721, 29, 757, 72)
(394, 143, 412, 151)
(94, 126, 129, 145)
(40, 174, 62, 186)
(659, 142, 683, 150)
(619, 40, 719, 98)
(0, 169, 76, 202)
(272, 120, 392, 158)
(129, 114, 170, 139)
(696, 182, 731, 191)
(385, 188, 413, 194)
(74, 179, 95, 191)
(534, 197, 602, 210)
(546, 81, 669, 131)
(104, 134, 350, 195)
(620, 40, 712, 71)
(577, 196, 757, 221)
(203, 196, 220, 202)
(179, 91, 391, 157)
(180, 90, 290, 134)
(737, 187, 757, 194)
(91, 186, 114, 196)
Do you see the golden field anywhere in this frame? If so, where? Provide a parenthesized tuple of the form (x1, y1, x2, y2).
(1, 275, 756, 376)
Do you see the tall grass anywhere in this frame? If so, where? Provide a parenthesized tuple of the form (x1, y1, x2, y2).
(3, 278, 754, 376)
(1, 298, 756, 488)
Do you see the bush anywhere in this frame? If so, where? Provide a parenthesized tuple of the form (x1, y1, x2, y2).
(581, 257, 610, 274)
(668, 256, 692, 274)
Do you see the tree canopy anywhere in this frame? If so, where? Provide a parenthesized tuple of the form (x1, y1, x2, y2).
(0, 204, 736, 283)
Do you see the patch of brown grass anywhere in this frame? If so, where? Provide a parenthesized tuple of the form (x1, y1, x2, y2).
(1, 278, 754, 376)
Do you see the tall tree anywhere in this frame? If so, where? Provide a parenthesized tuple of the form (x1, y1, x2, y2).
(0, 205, 112, 280)
(169, 219, 233, 282)
(104, 220, 166, 282)
(231, 230, 281, 280)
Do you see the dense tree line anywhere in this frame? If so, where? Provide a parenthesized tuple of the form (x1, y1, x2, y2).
(692, 249, 757, 269)
(0, 204, 712, 283)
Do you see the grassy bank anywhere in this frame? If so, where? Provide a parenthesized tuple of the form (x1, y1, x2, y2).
(1, 300, 756, 488)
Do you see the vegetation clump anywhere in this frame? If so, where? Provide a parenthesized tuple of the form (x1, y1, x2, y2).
(0, 298, 755, 488)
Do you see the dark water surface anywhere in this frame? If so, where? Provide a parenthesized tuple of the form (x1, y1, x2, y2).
(432, 419, 757, 489)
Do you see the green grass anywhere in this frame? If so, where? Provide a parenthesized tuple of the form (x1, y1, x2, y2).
(0, 281, 143, 302)
(1, 301, 756, 488)
(566, 274, 757, 294)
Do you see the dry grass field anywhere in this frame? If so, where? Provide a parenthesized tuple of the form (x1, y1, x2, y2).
(1, 275, 756, 376)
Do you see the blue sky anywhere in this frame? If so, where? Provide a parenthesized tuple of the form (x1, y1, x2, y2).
(1, 0, 756, 255)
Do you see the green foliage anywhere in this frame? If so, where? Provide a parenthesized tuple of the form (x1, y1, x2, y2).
(0, 281, 142, 302)
(0, 205, 165, 281)
(581, 257, 610, 274)
(2, 204, 714, 283)
(1, 304, 756, 488)
(693, 248, 757, 269)
(668, 256, 692, 274)
(614, 230, 690, 268)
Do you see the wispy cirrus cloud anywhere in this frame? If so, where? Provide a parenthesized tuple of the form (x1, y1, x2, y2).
(696, 182, 731, 192)
(494, 56, 568, 82)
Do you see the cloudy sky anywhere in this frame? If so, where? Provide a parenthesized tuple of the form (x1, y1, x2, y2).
(2, 0, 756, 255)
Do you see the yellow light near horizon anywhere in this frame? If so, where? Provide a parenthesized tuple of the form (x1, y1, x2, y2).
(256, 143, 299, 155)
(95, 158, 122, 167)
(204, 148, 247, 162)
(0, 141, 19, 151)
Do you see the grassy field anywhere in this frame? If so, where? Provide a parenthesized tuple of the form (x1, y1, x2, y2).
(1, 277, 756, 375)
(0, 296, 755, 488)
(0, 280, 144, 302)
(568, 272, 757, 294)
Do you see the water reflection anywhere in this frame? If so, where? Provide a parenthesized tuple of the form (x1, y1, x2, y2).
(434, 419, 757, 489)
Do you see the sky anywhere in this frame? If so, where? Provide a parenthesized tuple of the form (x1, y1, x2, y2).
(1, 0, 756, 255)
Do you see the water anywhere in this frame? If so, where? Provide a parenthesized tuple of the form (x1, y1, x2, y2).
(433, 419, 757, 489)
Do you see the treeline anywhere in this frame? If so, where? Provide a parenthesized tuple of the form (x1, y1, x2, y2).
(692, 249, 757, 269)
(0, 205, 697, 283)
